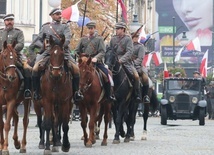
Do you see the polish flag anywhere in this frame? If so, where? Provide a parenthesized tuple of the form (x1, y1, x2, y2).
(62, 3, 80, 22)
(163, 62, 169, 78)
(118, 0, 128, 23)
(200, 50, 208, 77)
(142, 53, 152, 67)
(174, 46, 184, 62)
(186, 37, 201, 52)
(152, 51, 163, 66)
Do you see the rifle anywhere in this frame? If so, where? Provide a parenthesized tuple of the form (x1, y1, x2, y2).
(101, 26, 107, 37)
(104, 33, 110, 41)
(131, 24, 144, 39)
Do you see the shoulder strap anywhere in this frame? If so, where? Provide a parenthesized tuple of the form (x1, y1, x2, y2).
(49, 24, 62, 41)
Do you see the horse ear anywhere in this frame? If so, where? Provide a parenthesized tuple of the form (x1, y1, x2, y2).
(12, 41, 16, 49)
(3, 41, 7, 49)
(86, 57, 92, 65)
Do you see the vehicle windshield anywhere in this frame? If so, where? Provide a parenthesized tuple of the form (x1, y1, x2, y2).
(167, 79, 200, 91)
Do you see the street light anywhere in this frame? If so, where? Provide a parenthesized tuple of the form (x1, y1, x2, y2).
(129, 14, 141, 33)
(172, 17, 175, 68)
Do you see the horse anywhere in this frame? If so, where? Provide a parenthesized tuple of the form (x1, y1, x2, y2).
(33, 35, 73, 154)
(104, 46, 136, 144)
(0, 41, 31, 155)
(78, 55, 112, 147)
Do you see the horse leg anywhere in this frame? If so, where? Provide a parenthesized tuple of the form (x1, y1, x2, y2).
(101, 102, 111, 146)
(80, 106, 88, 146)
(20, 99, 30, 153)
(43, 116, 52, 155)
(0, 106, 4, 152)
(52, 109, 60, 153)
(12, 108, 21, 150)
(141, 104, 149, 140)
(95, 105, 104, 140)
(61, 102, 71, 152)
(87, 108, 97, 147)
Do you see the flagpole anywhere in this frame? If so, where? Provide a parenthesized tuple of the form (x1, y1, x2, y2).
(81, 0, 88, 37)
(116, 0, 118, 22)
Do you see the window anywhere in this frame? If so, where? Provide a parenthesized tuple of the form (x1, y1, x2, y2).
(0, 0, 6, 18)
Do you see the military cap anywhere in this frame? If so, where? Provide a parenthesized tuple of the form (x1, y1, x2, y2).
(193, 71, 200, 75)
(49, 8, 62, 16)
(86, 21, 96, 28)
(174, 72, 181, 77)
(115, 22, 127, 29)
(3, 14, 14, 20)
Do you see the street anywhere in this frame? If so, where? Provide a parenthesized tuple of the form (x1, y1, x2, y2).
(4, 112, 214, 155)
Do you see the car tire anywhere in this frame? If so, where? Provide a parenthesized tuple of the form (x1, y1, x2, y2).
(161, 105, 167, 125)
(199, 108, 205, 126)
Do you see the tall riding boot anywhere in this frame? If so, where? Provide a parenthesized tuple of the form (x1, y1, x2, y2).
(134, 80, 143, 104)
(32, 76, 41, 100)
(73, 75, 84, 102)
(24, 77, 32, 99)
(104, 82, 116, 101)
(143, 85, 150, 103)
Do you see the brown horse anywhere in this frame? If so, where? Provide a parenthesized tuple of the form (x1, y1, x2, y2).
(78, 55, 112, 147)
(0, 41, 31, 155)
(34, 35, 73, 154)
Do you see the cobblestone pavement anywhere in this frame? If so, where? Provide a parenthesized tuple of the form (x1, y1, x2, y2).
(4, 113, 214, 155)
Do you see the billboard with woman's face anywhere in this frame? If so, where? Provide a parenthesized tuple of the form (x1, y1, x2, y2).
(155, 0, 213, 68)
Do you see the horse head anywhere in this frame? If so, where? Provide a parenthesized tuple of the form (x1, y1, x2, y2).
(0, 41, 18, 82)
(104, 46, 119, 73)
(48, 35, 65, 79)
(78, 56, 94, 92)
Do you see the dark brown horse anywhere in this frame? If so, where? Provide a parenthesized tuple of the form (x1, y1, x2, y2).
(34, 35, 73, 154)
(0, 41, 31, 155)
(78, 55, 112, 147)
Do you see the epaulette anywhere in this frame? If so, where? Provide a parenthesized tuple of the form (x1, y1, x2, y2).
(42, 22, 50, 27)
(14, 28, 21, 31)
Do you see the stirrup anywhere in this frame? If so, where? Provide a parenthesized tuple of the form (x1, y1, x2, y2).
(108, 95, 116, 101)
(143, 95, 150, 103)
(24, 89, 32, 99)
(33, 92, 42, 101)
(74, 91, 84, 102)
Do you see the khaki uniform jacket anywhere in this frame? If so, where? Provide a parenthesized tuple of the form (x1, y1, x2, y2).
(0, 27, 24, 52)
(75, 33, 105, 62)
(133, 42, 146, 73)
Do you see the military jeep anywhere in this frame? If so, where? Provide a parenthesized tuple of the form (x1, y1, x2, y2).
(160, 77, 207, 126)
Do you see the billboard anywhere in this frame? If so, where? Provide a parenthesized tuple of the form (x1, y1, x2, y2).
(155, 0, 213, 69)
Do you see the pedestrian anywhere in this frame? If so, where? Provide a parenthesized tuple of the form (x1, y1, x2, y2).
(29, 8, 83, 102)
(109, 22, 142, 104)
(75, 21, 115, 101)
(0, 14, 32, 99)
(131, 31, 150, 103)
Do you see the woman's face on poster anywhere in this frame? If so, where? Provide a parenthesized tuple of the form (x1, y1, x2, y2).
(172, 0, 213, 31)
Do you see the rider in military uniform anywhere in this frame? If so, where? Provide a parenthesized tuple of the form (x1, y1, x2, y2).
(109, 22, 142, 104)
(0, 14, 32, 99)
(29, 8, 83, 101)
(131, 32, 150, 103)
(75, 21, 115, 101)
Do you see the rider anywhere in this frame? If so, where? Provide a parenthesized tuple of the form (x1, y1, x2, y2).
(131, 31, 150, 103)
(75, 21, 116, 101)
(0, 14, 32, 99)
(109, 22, 142, 104)
(29, 8, 83, 102)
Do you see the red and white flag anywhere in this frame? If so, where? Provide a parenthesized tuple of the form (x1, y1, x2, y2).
(118, 0, 128, 23)
(163, 62, 169, 78)
(62, 3, 80, 22)
(138, 25, 151, 44)
(142, 53, 152, 67)
(186, 37, 201, 52)
(152, 51, 163, 66)
(174, 46, 184, 62)
(200, 50, 208, 77)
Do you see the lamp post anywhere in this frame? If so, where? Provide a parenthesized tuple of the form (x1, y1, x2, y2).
(129, 14, 141, 33)
(172, 17, 175, 68)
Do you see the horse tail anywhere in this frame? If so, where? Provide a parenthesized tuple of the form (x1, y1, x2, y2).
(150, 89, 159, 112)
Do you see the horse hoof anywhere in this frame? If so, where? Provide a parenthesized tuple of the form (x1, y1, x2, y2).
(112, 139, 120, 144)
(2, 150, 9, 155)
(15, 141, 21, 149)
(44, 149, 52, 155)
(52, 146, 59, 152)
(101, 141, 107, 146)
(39, 144, 45, 149)
(124, 137, 130, 143)
(141, 136, 147, 140)
(85, 142, 92, 148)
(20, 148, 26, 153)
(92, 139, 96, 144)
(95, 135, 100, 140)
(61, 145, 70, 152)
(130, 136, 135, 141)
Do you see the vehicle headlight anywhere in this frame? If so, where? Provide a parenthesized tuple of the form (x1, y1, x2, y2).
(192, 97, 198, 104)
(169, 96, 175, 103)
